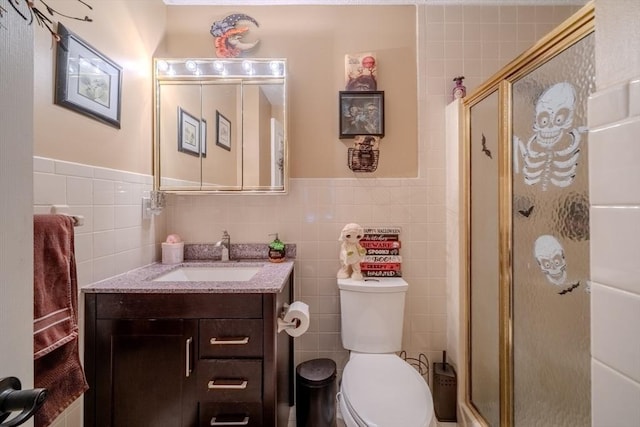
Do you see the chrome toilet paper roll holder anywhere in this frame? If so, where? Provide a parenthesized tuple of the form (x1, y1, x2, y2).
(277, 303, 301, 333)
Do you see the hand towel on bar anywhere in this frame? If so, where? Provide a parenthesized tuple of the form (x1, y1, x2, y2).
(33, 214, 78, 358)
(33, 214, 88, 427)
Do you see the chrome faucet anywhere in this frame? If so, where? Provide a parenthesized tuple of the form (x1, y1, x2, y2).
(215, 230, 231, 261)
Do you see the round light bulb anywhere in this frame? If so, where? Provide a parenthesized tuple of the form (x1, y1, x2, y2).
(157, 60, 169, 72)
(269, 61, 281, 75)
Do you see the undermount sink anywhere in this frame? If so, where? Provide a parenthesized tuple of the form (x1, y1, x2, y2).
(152, 265, 262, 282)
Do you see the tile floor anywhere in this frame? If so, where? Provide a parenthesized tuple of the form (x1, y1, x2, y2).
(287, 406, 458, 427)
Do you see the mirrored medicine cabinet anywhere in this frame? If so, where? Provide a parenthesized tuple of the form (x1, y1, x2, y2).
(153, 58, 287, 193)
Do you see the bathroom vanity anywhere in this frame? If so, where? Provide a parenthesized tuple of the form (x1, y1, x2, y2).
(82, 261, 294, 427)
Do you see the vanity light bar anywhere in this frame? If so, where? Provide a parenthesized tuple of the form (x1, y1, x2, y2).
(155, 58, 286, 78)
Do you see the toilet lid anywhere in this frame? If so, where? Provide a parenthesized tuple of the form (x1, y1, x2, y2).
(341, 353, 433, 427)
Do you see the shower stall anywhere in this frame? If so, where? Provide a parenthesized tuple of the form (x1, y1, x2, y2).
(461, 4, 594, 426)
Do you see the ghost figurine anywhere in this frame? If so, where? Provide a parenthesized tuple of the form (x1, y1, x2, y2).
(533, 235, 567, 286)
(337, 223, 367, 281)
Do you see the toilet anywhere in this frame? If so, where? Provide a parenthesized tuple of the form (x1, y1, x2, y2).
(337, 277, 434, 427)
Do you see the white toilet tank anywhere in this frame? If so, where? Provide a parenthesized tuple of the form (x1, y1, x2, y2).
(338, 277, 408, 353)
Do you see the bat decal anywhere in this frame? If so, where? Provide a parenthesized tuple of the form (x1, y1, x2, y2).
(481, 133, 492, 159)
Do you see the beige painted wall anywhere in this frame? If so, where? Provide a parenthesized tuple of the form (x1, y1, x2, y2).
(162, 5, 418, 179)
(33, 0, 166, 175)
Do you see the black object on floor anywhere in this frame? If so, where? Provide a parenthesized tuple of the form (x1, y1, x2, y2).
(433, 351, 458, 422)
(296, 358, 337, 427)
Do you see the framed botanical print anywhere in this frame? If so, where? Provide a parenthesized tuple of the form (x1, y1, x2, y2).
(54, 23, 122, 128)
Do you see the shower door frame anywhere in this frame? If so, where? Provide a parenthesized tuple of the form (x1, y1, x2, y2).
(462, 3, 594, 426)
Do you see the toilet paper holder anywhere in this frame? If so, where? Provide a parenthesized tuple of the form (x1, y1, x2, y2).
(277, 303, 300, 333)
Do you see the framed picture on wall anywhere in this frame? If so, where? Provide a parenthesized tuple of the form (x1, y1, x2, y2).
(201, 118, 207, 157)
(177, 107, 200, 156)
(216, 110, 231, 151)
(339, 91, 385, 139)
(54, 23, 122, 129)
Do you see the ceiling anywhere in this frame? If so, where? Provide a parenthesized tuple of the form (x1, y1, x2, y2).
(163, 0, 587, 5)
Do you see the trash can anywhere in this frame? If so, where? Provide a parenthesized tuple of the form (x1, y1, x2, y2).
(296, 358, 337, 427)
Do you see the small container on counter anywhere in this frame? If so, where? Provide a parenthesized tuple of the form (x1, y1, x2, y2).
(268, 233, 286, 263)
(162, 242, 184, 264)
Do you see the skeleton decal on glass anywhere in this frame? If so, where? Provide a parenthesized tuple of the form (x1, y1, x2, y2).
(514, 82, 587, 191)
(533, 234, 580, 295)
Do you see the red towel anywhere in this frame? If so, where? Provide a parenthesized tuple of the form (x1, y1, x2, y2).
(33, 215, 78, 358)
(33, 214, 88, 427)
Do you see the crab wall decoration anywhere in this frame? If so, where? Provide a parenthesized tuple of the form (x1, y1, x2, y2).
(210, 13, 259, 58)
(514, 82, 587, 191)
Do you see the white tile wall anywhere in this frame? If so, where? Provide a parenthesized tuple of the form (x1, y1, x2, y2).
(589, 116, 640, 205)
(33, 156, 166, 426)
(591, 284, 640, 382)
(589, 76, 640, 425)
(592, 359, 640, 426)
(34, 156, 165, 286)
(590, 207, 640, 294)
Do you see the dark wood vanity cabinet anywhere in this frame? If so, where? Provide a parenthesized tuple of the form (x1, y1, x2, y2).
(83, 277, 293, 427)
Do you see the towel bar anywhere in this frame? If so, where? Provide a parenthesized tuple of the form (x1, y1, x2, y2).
(48, 205, 84, 226)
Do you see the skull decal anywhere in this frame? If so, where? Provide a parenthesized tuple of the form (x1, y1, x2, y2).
(534, 235, 567, 286)
(514, 82, 587, 191)
(533, 83, 575, 147)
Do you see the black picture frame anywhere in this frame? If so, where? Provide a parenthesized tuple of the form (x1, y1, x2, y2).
(54, 23, 122, 129)
(201, 118, 207, 157)
(178, 107, 200, 156)
(339, 91, 385, 139)
(216, 110, 231, 151)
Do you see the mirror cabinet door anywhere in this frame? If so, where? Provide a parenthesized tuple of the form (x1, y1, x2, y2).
(201, 83, 242, 190)
(158, 83, 203, 190)
(241, 83, 286, 191)
(155, 59, 287, 193)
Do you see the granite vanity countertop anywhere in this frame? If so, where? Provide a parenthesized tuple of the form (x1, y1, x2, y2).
(82, 260, 295, 294)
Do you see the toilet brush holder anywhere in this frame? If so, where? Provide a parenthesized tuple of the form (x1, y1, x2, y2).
(433, 351, 457, 422)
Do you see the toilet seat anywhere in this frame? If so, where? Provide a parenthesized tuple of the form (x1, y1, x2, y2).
(340, 353, 433, 427)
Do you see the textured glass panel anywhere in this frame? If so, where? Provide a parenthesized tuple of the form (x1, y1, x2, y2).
(469, 90, 500, 426)
(511, 33, 594, 426)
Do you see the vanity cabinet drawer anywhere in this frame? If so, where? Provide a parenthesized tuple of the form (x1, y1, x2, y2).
(198, 360, 262, 402)
(199, 402, 263, 427)
(200, 319, 263, 358)
(95, 293, 262, 319)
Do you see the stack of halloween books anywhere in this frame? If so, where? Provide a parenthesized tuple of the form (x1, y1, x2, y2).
(359, 227, 402, 277)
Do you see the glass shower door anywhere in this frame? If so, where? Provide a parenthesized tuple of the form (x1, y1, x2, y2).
(510, 32, 595, 426)
(469, 90, 501, 426)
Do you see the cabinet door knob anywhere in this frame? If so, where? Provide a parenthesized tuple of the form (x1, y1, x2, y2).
(210, 415, 249, 426)
(207, 379, 248, 390)
(209, 337, 249, 345)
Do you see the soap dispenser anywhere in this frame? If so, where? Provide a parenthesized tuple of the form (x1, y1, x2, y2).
(268, 233, 286, 263)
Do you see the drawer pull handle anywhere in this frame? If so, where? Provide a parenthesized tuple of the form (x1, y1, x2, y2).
(185, 337, 193, 378)
(207, 379, 248, 390)
(210, 337, 249, 345)
(210, 415, 249, 426)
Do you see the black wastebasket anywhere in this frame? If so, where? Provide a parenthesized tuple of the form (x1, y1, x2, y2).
(296, 358, 337, 427)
